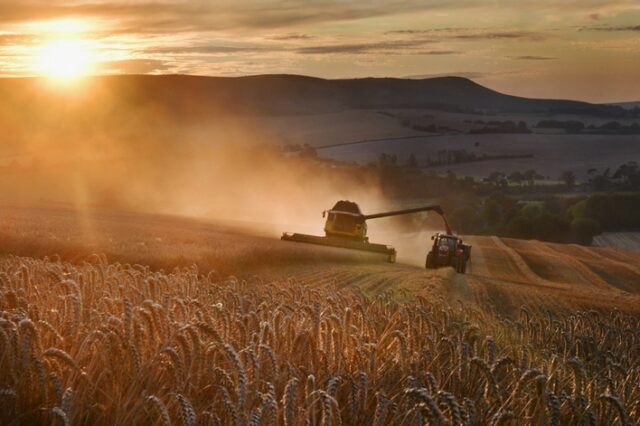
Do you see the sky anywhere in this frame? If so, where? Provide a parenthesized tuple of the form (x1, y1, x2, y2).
(0, 0, 639, 102)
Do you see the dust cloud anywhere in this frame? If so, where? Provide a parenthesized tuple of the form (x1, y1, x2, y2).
(0, 77, 445, 265)
(367, 218, 445, 267)
(0, 79, 382, 234)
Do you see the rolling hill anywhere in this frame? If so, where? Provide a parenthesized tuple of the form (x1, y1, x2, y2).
(0, 74, 628, 158)
(0, 74, 625, 120)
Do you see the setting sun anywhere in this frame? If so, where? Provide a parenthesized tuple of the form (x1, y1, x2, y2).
(36, 39, 94, 79)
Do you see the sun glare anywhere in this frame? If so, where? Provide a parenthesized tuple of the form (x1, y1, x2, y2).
(29, 19, 99, 81)
(36, 39, 94, 79)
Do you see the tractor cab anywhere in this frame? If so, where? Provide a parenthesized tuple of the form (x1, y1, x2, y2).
(435, 234, 458, 253)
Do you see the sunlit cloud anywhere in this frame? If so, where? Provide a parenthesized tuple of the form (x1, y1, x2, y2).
(0, 33, 38, 46)
(0, 1, 467, 32)
(583, 25, 640, 31)
(387, 28, 546, 42)
(22, 18, 97, 34)
(142, 44, 280, 55)
(512, 55, 557, 60)
(101, 58, 173, 74)
(421, 50, 460, 55)
(268, 33, 316, 41)
(296, 39, 434, 55)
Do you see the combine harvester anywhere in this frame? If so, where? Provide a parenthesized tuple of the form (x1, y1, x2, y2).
(281, 200, 453, 263)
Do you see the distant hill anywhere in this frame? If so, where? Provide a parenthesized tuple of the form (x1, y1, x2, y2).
(0, 74, 626, 118)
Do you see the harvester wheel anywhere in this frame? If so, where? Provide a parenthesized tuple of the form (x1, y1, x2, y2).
(388, 252, 396, 263)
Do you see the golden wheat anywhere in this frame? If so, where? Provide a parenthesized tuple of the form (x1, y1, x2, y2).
(0, 254, 638, 425)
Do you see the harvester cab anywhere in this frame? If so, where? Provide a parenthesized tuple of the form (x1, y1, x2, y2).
(281, 200, 448, 263)
(322, 201, 368, 241)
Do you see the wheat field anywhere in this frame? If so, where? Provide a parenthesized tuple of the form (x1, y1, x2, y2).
(1, 251, 638, 425)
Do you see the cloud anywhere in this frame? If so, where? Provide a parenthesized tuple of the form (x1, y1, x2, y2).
(268, 33, 315, 41)
(141, 45, 279, 55)
(512, 55, 557, 60)
(420, 50, 460, 55)
(0, 33, 37, 46)
(0, 1, 638, 35)
(101, 58, 173, 74)
(386, 28, 546, 42)
(584, 24, 640, 31)
(452, 31, 545, 41)
(296, 39, 433, 55)
(0, 1, 471, 33)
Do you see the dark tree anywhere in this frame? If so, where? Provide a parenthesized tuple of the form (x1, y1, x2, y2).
(486, 171, 506, 188)
(523, 169, 539, 186)
(508, 171, 524, 186)
(560, 170, 576, 187)
(406, 153, 418, 168)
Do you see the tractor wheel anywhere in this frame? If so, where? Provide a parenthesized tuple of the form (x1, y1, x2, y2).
(425, 252, 435, 269)
(460, 260, 467, 274)
(451, 257, 460, 273)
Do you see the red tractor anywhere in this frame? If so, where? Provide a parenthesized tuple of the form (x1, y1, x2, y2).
(425, 233, 471, 274)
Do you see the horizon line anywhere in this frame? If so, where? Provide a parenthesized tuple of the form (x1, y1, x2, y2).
(0, 72, 636, 105)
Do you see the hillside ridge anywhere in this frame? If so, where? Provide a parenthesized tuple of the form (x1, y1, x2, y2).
(0, 73, 624, 117)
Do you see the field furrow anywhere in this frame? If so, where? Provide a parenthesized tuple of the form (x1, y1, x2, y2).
(530, 241, 612, 289)
(489, 236, 555, 286)
(553, 243, 640, 293)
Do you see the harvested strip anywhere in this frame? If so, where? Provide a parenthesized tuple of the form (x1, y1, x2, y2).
(490, 237, 554, 286)
(532, 241, 611, 290)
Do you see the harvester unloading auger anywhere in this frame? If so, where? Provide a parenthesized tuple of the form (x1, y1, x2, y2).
(281, 200, 452, 263)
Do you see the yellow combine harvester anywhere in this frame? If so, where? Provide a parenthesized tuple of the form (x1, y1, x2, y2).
(281, 200, 450, 262)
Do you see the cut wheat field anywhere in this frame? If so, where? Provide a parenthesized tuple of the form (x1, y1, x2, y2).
(0, 205, 639, 425)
